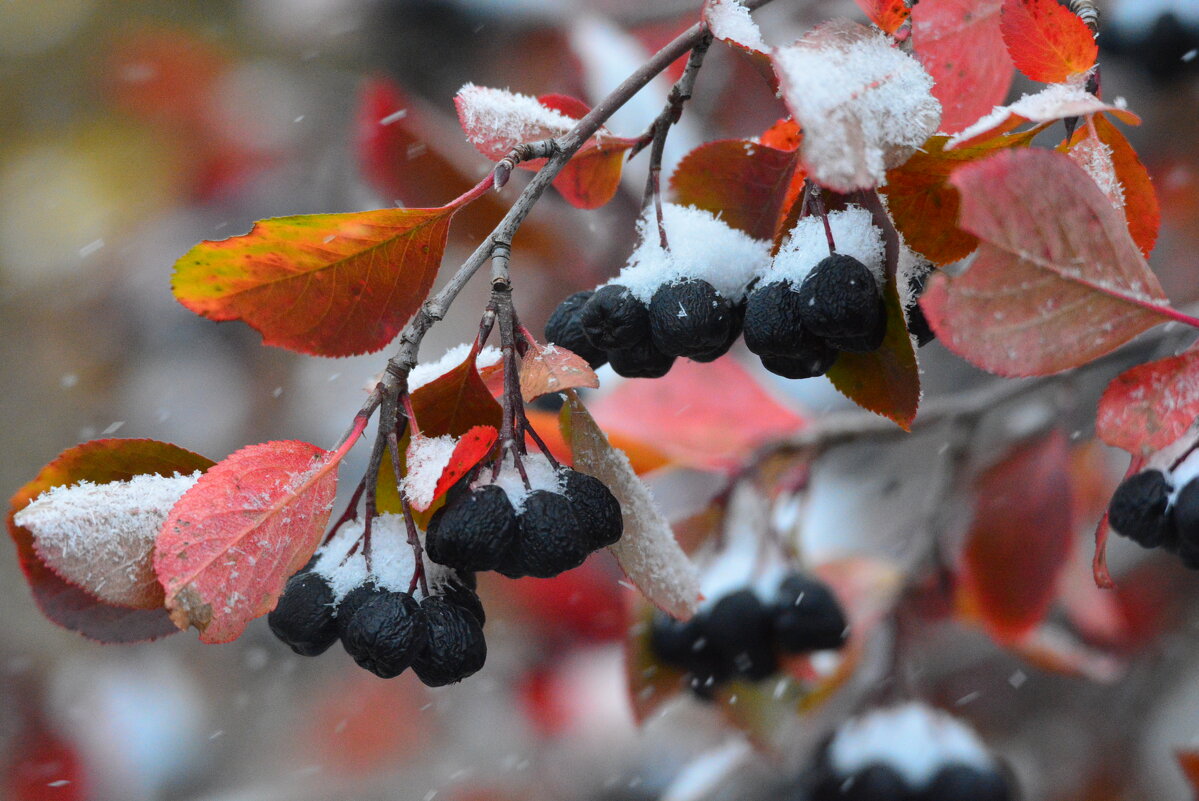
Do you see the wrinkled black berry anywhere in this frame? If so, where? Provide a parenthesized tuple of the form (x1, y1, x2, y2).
(545, 290, 608, 369)
(425, 484, 518, 572)
(760, 343, 839, 380)
(268, 571, 339, 656)
(412, 596, 487, 686)
(926, 764, 1012, 801)
(743, 280, 808, 357)
(336, 581, 381, 639)
(905, 268, 936, 347)
(772, 573, 848, 652)
(340, 590, 429, 679)
(706, 589, 777, 681)
(562, 469, 623, 549)
(579, 284, 651, 351)
(648, 278, 734, 358)
(797, 254, 886, 352)
(690, 298, 745, 363)
(1174, 478, 1199, 569)
(439, 581, 486, 626)
(1108, 469, 1175, 550)
(810, 763, 910, 801)
(608, 339, 675, 378)
(499, 490, 590, 578)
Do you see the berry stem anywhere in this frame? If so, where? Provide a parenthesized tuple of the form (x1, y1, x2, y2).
(807, 187, 837, 254)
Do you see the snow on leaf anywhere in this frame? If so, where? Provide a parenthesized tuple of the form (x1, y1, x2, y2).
(7, 439, 212, 643)
(401, 426, 498, 512)
(560, 391, 701, 619)
(826, 277, 921, 430)
(1000, 0, 1097, 84)
(520, 338, 599, 402)
(17, 473, 200, 610)
(852, 0, 911, 34)
(957, 432, 1074, 643)
(173, 204, 463, 358)
(154, 439, 346, 643)
(455, 84, 576, 161)
(1096, 349, 1199, 457)
(772, 19, 941, 192)
(910, 0, 1013, 134)
(589, 356, 805, 471)
(670, 138, 803, 241)
(1066, 137, 1124, 212)
(922, 148, 1176, 377)
(704, 0, 769, 54)
(409, 342, 504, 438)
(881, 131, 1038, 266)
(947, 82, 1139, 150)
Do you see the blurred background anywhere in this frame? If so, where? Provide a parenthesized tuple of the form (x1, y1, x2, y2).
(2, 0, 1199, 799)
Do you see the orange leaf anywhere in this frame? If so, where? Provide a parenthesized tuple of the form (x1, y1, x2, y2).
(826, 278, 920, 430)
(852, 0, 911, 34)
(410, 345, 504, 438)
(1000, 0, 1097, 84)
(1178, 751, 1199, 797)
(947, 84, 1138, 151)
(1096, 349, 1199, 457)
(155, 439, 346, 643)
(552, 146, 627, 210)
(520, 339, 600, 402)
(911, 0, 1014, 134)
(957, 432, 1074, 642)
(923, 148, 1179, 377)
(173, 203, 466, 357)
(7, 439, 212, 643)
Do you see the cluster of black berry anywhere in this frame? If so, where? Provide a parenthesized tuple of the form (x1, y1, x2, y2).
(650, 572, 848, 697)
(808, 703, 1014, 801)
(269, 567, 486, 685)
(425, 457, 623, 579)
(1108, 457, 1199, 568)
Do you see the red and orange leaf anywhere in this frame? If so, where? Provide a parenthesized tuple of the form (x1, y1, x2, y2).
(520, 339, 599, 402)
(957, 432, 1074, 643)
(410, 346, 504, 438)
(1178, 751, 1199, 797)
(590, 356, 805, 471)
(1096, 349, 1199, 457)
(759, 118, 801, 152)
(552, 147, 627, 210)
(947, 84, 1138, 151)
(853, 0, 911, 34)
(881, 132, 1037, 265)
(1000, 0, 1097, 84)
(7, 439, 212, 643)
(922, 148, 1178, 377)
(524, 409, 670, 474)
(431, 426, 499, 506)
(173, 205, 460, 357)
(911, 0, 1013, 134)
(155, 439, 347, 643)
(670, 139, 802, 242)
(826, 279, 920, 430)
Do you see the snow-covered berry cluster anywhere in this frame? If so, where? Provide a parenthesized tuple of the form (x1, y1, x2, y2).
(425, 453, 623, 579)
(1108, 449, 1199, 568)
(808, 702, 1014, 801)
(650, 571, 848, 698)
(268, 515, 486, 685)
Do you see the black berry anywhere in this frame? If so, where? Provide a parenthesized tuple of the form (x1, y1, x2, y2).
(412, 596, 487, 686)
(649, 610, 729, 696)
(336, 581, 380, 638)
(648, 278, 734, 359)
(607, 339, 675, 378)
(268, 571, 339, 657)
(439, 581, 486, 626)
(1108, 469, 1175, 549)
(810, 763, 910, 801)
(499, 490, 590, 578)
(797, 254, 886, 353)
(772, 573, 848, 652)
(579, 284, 651, 351)
(545, 290, 608, 369)
(1174, 478, 1199, 569)
(743, 280, 808, 357)
(425, 484, 518, 572)
(706, 589, 777, 681)
(340, 589, 429, 679)
(562, 469, 623, 549)
(760, 345, 838, 380)
(926, 764, 1012, 801)
(690, 298, 745, 363)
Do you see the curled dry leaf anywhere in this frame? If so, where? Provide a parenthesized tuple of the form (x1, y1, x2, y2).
(772, 19, 941, 192)
(519, 339, 599, 402)
(560, 391, 701, 620)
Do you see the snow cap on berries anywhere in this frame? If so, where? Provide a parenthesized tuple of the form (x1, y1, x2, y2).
(771, 206, 885, 286)
(612, 204, 771, 303)
(473, 452, 562, 513)
(313, 515, 423, 602)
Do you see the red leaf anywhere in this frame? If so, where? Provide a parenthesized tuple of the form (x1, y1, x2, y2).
(155, 439, 347, 642)
(410, 346, 504, 439)
(537, 93, 591, 120)
(1066, 114, 1161, 259)
(759, 118, 801, 151)
(7, 439, 212, 643)
(922, 148, 1179, 377)
(957, 432, 1074, 642)
(4, 722, 89, 801)
(520, 339, 600, 402)
(1178, 751, 1199, 797)
(430, 426, 499, 509)
(1096, 349, 1199, 456)
(173, 199, 476, 357)
(881, 132, 1037, 265)
(670, 139, 803, 241)
(1000, 0, 1097, 84)
(551, 146, 628, 210)
(589, 356, 805, 471)
(853, 0, 911, 34)
(947, 84, 1138, 151)
(826, 278, 921, 430)
(911, 0, 1014, 134)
